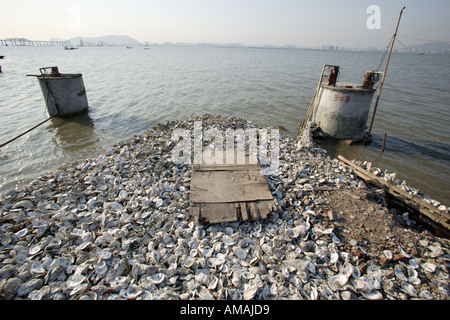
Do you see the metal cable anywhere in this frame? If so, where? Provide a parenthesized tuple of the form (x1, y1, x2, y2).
(398, 34, 450, 43)
(377, 36, 394, 71)
(396, 38, 450, 68)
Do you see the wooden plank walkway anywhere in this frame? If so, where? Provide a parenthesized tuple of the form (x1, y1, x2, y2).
(190, 151, 276, 224)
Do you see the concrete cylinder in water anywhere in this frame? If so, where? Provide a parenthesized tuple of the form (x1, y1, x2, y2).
(37, 70, 88, 117)
(313, 84, 376, 141)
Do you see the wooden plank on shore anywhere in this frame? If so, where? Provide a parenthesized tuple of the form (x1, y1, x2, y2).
(337, 155, 450, 237)
(190, 151, 276, 224)
(190, 170, 274, 203)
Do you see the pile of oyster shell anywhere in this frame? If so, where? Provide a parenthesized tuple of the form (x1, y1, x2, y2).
(354, 160, 448, 213)
(0, 114, 448, 300)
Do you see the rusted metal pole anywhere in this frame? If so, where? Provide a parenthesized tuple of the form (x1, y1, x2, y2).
(300, 66, 325, 132)
(367, 6, 406, 137)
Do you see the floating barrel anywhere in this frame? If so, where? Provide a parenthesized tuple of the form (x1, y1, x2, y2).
(310, 66, 382, 141)
(313, 85, 376, 141)
(31, 67, 88, 117)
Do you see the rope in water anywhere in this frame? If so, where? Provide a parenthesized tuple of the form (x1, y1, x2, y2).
(0, 75, 62, 149)
(0, 113, 59, 149)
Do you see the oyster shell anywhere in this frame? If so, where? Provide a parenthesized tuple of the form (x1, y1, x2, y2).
(150, 273, 166, 285)
(0, 114, 448, 302)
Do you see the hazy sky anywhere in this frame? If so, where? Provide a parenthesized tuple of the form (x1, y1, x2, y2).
(2, 0, 449, 48)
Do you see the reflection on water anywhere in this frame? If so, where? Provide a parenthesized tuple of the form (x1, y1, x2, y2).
(47, 109, 99, 158)
(320, 133, 450, 164)
(368, 135, 450, 163)
(0, 108, 106, 192)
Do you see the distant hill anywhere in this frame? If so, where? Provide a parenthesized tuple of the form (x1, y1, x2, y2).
(400, 41, 450, 54)
(68, 35, 142, 46)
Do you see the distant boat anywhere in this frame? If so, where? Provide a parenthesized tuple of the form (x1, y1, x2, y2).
(64, 46, 78, 50)
(126, 46, 132, 49)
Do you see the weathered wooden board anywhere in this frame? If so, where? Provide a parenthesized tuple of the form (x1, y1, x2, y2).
(337, 155, 450, 238)
(190, 200, 277, 224)
(190, 170, 274, 203)
(190, 151, 276, 224)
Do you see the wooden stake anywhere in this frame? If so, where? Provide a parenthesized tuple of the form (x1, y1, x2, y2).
(382, 133, 387, 152)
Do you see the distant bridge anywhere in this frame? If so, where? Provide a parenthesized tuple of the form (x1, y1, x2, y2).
(0, 39, 72, 47)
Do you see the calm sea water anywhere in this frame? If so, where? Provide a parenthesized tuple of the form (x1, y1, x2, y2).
(0, 46, 449, 205)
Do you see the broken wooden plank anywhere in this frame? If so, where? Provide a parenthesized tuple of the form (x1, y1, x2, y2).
(203, 203, 238, 224)
(194, 164, 261, 172)
(337, 154, 450, 237)
(255, 200, 277, 219)
(239, 202, 249, 221)
(190, 200, 276, 224)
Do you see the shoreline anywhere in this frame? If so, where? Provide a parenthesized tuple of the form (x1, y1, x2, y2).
(0, 114, 449, 300)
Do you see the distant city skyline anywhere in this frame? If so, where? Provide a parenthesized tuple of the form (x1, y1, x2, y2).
(4, 34, 449, 55)
(1, 0, 449, 50)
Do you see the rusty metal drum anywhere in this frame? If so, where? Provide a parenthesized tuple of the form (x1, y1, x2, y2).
(35, 67, 88, 117)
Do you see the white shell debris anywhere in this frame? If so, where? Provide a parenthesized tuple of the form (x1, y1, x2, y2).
(358, 161, 449, 213)
(0, 114, 449, 300)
